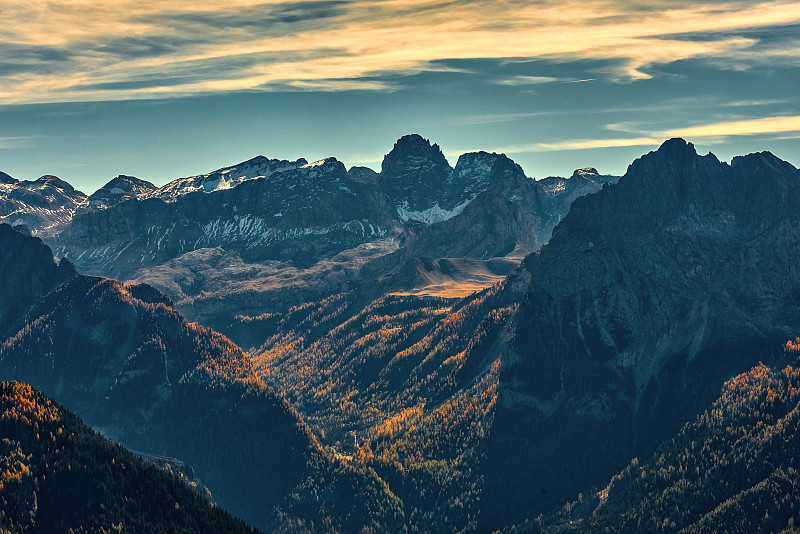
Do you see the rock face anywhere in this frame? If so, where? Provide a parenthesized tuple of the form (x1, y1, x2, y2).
(0, 223, 76, 339)
(0, 173, 87, 235)
(480, 139, 800, 528)
(380, 134, 455, 221)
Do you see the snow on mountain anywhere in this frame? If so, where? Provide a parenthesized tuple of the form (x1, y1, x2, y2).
(395, 198, 473, 224)
(0, 173, 87, 236)
(154, 155, 308, 201)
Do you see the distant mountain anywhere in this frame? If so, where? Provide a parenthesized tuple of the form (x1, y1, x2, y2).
(154, 155, 309, 201)
(0, 225, 404, 532)
(52, 156, 393, 278)
(0, 173, 87, 235)
(0, 381, 258, 534)
(84, 174, 158, 211)
(0, 135, 615, 348)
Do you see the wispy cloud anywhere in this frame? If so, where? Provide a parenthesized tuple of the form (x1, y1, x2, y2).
(0, 137, 40, 149)
(1, 0, 800, 104)
(498, 137, 662, 153)
(664, 115, 800, 137)
(496, 114, 800, 154)
(496, 76, 564, 86)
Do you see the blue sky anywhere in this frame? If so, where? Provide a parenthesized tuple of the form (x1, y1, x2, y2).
(1, 0, 799, 193)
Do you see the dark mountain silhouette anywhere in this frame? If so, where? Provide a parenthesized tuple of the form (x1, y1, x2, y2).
(482, 139, 800, 528)
(529, 344, 800, 533)
(0, 381, 259, 534)
(0, 223, 76, 339)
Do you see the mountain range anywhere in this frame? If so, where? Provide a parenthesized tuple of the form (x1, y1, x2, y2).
(2, 136, 800, 532)
(1, 135, 617, 350)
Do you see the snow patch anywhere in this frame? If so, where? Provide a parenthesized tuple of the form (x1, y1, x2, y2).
(396, 197, 474, 224)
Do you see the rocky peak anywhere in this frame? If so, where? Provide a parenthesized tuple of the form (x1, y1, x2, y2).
(85, 175, 158, 211)
(0, 171, 17, 185)
(0, 174, 87, 236)
(451, 151, 526, 191)
(34, 175, 77, 192)
(301, 157, 344, 172)
(569, 167, 617, 185)
(572, 167, 599, 177)
(0, 224, 76, 337)
(346, 166, 379, 184)
(380, 134, 453, 216)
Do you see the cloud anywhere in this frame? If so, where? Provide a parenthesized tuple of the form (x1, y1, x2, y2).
(1, 0, 800, 103)
(664, 115, 800, 137)
(497, 76, 563, 85)
(496, 114, 800, 155)
(0, 137, 40, 149)
(500, 137, 662, 153)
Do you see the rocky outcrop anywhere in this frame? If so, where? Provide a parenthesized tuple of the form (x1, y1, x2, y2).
(0, 223, 76, 338)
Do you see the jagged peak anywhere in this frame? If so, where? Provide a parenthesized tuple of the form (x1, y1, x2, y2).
(452, 151, 526, 183)
(454, 150, 511, 166)
(232, 154, 308, 169)
(0, 171, 17, 184)
(380, 134, 451, 176)
(301, 156, 338, 168)
(393, 133, 438, 152)
(657, 137, 694, 154)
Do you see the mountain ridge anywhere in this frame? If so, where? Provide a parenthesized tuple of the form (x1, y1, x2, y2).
(0, 135, 620, 349)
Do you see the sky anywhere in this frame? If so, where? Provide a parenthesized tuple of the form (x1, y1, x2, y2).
(1, 0, 799, 194)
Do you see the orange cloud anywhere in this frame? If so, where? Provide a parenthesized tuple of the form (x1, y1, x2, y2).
(2, 0, 800, 104)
